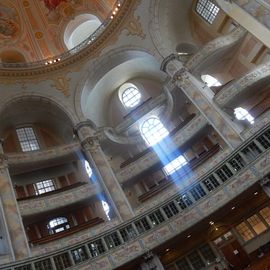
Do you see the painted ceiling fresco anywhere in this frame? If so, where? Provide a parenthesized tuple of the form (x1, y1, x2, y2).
(0, 0, 115, 62)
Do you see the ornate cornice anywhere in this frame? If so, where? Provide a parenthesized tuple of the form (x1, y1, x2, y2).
(0, 0, 139, 81)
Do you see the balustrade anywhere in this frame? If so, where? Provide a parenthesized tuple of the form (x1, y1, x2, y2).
(2, 123, 270, 270)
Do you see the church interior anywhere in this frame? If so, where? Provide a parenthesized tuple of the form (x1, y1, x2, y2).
(0, 0, 270, 269)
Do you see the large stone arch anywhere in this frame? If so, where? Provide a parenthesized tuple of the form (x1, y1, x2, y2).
(73, 46, 165, 125)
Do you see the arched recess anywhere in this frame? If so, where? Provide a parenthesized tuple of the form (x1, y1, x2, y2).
(0, 50, 26, 63)
(149, 0, 196, 58)
(75, 47, 167, 127)
(64, 14, 102, 50)
(0, 95, 76, 152)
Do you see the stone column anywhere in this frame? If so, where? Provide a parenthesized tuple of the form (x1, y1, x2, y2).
(74, 122, 134, 221)
(0, 140, 30, 260)
(140, 252, 165, 270)
(172, 68, 243, 149)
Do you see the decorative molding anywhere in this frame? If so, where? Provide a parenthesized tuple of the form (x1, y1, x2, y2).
(50, 76, 71, 97)
(122, 14, 146, 39)
(215, 61, 270, 107)
(0, 0, 140, 81)
(185, 27, 246, 74)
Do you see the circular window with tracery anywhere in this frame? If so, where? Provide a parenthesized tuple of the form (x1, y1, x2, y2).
(122, 86, 141, 108)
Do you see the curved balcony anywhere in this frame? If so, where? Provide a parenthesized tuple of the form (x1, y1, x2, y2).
(18, 182, 101, 217)
(0, 0, 136, 79)
(135, 145, 231, 213)
(116, 114, 208, 182)
(242, 110, 270, 140)
(7, 143, 81, 175)
(2, 125, 270, 270)
(215, 62, 270, 108)
(185, 27, 246, 76)
(136, 144, 222, 202)
(31, 219, 121, 257)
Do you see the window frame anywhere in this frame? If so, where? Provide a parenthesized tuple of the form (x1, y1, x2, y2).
(121, 86, 141, 108)
(163, 155, 188, 176)
(195, 0, 220, 24)
(16, 126, 40, 152)
(48, 217, 70, 235)
(140, 116, 169, 146)
(34, 179, 56, 195)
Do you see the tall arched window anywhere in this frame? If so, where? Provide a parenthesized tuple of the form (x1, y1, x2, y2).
(234, 107, 254, 124)
(48, 217, 70, 234)
(140, 117, 169, 146)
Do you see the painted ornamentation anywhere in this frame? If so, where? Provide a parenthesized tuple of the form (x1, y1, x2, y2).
(0, 2, 20, 40)
(42, 0, 67, 11)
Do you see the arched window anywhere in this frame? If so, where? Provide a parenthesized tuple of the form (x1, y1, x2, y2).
(196, 0, 220, 24)
(64, 14, 102, 50)
(84, 160, 93, 178)
(16, 127, 40, 152)
(48, 217, 70, 234)
(201, 75, 221, 87)
(141, 117, 169, 146)
(234, 107, 254, 124)
(102, 200, 111, 221)
(163, 155, 188, 176)
(122, 86, 141, 108)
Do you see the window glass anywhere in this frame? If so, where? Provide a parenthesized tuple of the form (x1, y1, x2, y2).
(48, 217, 70, 234)
(201, 74, 221, 87)
(236, 222, 255, 241)
(234, 107, 254, 124)
(16, 127, 40, 152)
(122, 86, 141, 108)
(187, 251, 205, 270)
(35, 179, 55, 195)
(84, 160, 93, 178)
(247, 214, 267, 235)
(260, 207, 270, 225)
(102, 200, 111, 221)
(141, 117, 169, 146)
(196, 0, 220, 24)
(163, 155, 187, 175)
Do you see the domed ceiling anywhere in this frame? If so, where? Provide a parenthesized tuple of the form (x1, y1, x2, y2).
(0, 0, 115, 63)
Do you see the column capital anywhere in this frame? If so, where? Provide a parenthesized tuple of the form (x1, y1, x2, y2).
(73, 120, 97, 135)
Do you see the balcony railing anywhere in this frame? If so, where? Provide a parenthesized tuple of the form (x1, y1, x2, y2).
(138, 144, 220, 202)
(30, 217, 104, 246)
(18, 182, 101, 217)
(0, 1, 125, 70)
(120, 114, 196, 168)
(117, 114, 208, 182)
(2, 123, 270, 270)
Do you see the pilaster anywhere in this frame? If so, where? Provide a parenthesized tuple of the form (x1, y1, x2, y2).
(0, 140, 30, 260)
